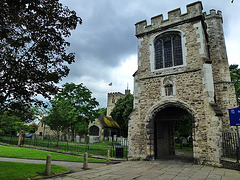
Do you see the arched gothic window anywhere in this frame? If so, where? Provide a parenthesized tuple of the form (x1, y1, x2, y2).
(89, 125, 99, 136)
(155, 32, 183, 69)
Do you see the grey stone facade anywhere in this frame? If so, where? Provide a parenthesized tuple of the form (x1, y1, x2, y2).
(107, 92, 125, 117)
(128, 1, 237, 165)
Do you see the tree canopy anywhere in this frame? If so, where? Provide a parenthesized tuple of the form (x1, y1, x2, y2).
(43, 83, 99, 138)
(0, 111, 35, 135)
(96, 107, 107, 117)
(174, 115, 192, 138)
(0, 0, 82, 110)
(110, 94, 133, 136)
(229, 64, 240, 105)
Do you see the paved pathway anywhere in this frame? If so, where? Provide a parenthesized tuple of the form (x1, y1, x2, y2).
(1, 157, 240, 179)
(48, 160, 240, 180)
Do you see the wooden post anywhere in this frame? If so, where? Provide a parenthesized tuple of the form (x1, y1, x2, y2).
(83, 152, 88, 169)
(45, 154, 51, 176)
(106, 150, 110, 165)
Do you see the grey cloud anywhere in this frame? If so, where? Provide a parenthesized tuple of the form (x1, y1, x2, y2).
(58, 0, 240, 107)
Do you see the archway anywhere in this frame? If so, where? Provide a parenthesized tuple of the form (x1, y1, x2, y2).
(145, 100, 196, 161)
(89, 125, 99, 136)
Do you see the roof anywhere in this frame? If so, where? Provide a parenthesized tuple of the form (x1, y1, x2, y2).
(98, 115, 120, 128)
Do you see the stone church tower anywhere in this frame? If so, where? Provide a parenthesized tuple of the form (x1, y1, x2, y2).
(128, 1, 237, 165)
(107, 89, 131, 117)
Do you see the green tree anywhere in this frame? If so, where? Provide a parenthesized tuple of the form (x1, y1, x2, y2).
(174, 115, 192, 138)
(28, 122, 38, 133)
(96, 107, 107, 117)
(74, 116, 89, 136)
(0, 0, 82, 110)
(7, 101, 40, 123)
(44, 83, 99, 140)
(229, 64, 240, 105)
(0, 111, 31, 135)
(0, 112, 20, 134)
(111, 94, 133, 137)
(42, 100, 71, 143)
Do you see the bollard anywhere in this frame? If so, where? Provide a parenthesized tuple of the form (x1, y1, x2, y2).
(83, 152, 88, 169)
(106, 150, 110, 165)
(45, 154, 52, 176)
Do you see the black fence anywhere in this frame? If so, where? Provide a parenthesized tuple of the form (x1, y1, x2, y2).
(0, 134, 128, 159)
(222, 132, 240, 162)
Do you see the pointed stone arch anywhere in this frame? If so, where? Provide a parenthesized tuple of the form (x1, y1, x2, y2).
(144, 99, 198, 160)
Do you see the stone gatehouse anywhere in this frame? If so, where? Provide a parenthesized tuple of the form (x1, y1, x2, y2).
(128, 1, 237, 165)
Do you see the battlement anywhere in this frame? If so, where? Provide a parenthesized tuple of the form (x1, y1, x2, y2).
(136, 1, 203, 36)
(205, 9, 223, 22)
(108, 92, 124, 96)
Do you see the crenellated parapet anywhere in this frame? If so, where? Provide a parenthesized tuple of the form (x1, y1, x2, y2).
(205, 9, 223, 22)
(107, 92, 124, 97)
(136, 1, 204, 36)
(130, 0, 237, 166)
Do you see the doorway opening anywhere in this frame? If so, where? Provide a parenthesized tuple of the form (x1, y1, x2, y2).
(154, 106, 194, 161)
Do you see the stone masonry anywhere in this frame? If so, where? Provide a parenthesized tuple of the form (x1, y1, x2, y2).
(128, 1, 237, 166)
(107, 92, 125, 117)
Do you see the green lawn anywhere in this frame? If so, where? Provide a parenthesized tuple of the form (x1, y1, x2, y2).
(0, 145, 106, 163)
(0, 161, 68, 180)
(175, 143, 193, 152)
(0, 135, 128, 158)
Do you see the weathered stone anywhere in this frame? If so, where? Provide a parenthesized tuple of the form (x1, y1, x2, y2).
(106, 150, 110, 165)
(45, 154, 51, 176)
(128, 1, 237, 166)
(83, 152, 88, 170)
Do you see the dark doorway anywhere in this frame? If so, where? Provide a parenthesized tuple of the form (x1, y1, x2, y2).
(154, 106, 193, 161)
(89, 125, 99, 136)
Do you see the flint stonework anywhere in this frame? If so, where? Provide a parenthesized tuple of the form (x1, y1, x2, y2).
(128, 1, 237, 166)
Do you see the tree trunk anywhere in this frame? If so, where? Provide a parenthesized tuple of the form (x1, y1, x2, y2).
(71, 125, 75, 141)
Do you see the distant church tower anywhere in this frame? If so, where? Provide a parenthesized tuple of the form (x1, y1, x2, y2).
(128, 1, 237, 165)
(106, 92, 124, 116)
(106, 88, 131, 117)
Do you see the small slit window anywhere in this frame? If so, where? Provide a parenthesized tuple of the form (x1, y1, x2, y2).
(165, 84, 173, 96)
(112, 97, 115, 104)
(163, 76, 175, 97)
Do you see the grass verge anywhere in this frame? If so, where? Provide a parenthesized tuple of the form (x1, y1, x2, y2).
(0, 136, 128, 158)
(0, 161, 68, 180)
(0, 145, 106, 163)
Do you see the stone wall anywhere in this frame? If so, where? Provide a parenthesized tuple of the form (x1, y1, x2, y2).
(107, 92, 124, 116)
(128, 1, 237, 165)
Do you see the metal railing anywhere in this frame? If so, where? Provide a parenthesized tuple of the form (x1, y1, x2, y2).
(0, 134, 128, 159)
(222, 132, 239, 162)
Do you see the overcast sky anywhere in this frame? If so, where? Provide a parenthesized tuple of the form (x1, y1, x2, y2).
(58, 0, 240, 108)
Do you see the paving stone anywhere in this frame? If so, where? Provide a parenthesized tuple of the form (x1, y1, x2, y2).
(172, 177, 189, 180)
(205, 174, 221, 180)
(222, 177, 240, 180)
(2, 157, 240, 180)
(209, 169, 225, 176)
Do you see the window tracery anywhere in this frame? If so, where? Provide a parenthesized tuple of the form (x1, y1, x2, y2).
(155, 32, 183, 69)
